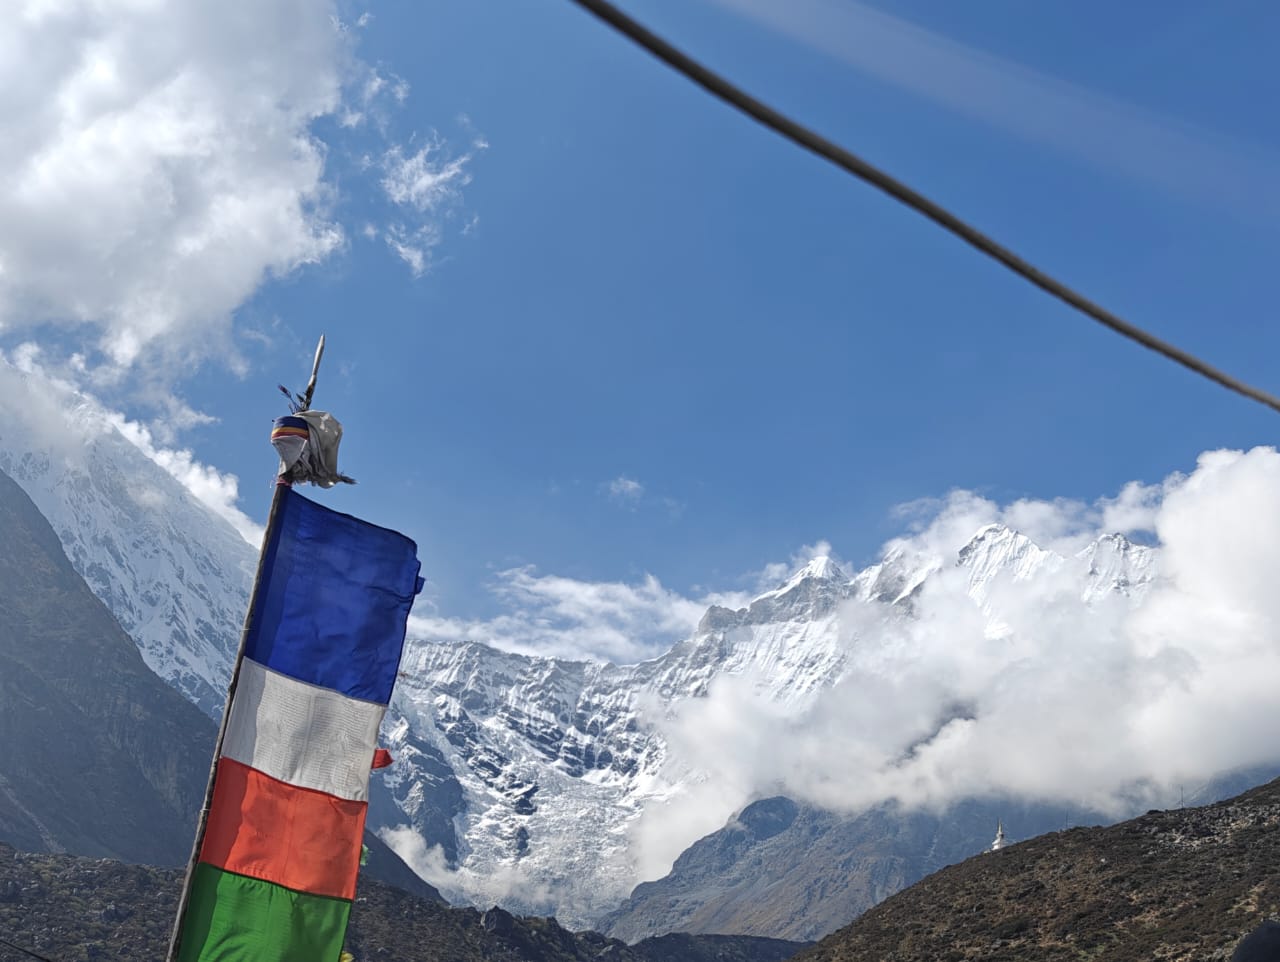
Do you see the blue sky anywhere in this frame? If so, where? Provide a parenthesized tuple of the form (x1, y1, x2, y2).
(5, 0, 1280, 628)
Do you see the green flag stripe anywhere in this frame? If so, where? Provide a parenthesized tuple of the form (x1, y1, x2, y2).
(177, 863, 351, 962)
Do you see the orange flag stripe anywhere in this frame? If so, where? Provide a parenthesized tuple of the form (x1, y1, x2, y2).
(199, 758, 367, 901)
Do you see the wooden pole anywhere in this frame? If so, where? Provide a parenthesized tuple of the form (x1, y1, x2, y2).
(165, 336, 326, 962)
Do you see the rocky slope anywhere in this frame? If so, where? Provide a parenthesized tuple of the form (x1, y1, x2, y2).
(0, 464, 215, 865)
(597, 796, 1103, 943)
(0, 840, 806, 962)
(795, 776, 1280, 962)
(600, 761, 1280, 944)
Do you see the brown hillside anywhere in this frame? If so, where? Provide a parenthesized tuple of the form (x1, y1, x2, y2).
(798, 778, 1280, 962)
(0, 841, 805, 962)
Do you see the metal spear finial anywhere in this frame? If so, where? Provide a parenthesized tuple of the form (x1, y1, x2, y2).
(300, 334, 325, 412)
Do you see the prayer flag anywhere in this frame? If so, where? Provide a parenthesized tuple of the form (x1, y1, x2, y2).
(175, 487, 421, 962)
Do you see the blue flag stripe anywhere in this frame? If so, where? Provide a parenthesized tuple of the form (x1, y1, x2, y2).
(244, 487, 422, 704)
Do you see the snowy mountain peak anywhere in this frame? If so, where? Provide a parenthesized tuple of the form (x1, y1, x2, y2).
(957, 522, 1032, 560)
(957, 524, 1058, 597)
(790, 555, 846, 585)
(1079, 532, 1156, 600)
(741, 556, 853, 626)
(754, 555, 849, 601)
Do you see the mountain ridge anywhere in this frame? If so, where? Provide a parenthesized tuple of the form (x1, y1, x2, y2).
(796, 775, 1280, 961)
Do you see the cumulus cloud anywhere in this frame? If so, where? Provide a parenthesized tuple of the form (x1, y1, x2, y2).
(0, 0, 483, 384)
(0, 0, 348, 371)
(410, 567, 752, 664)
(651, 448, 1280, 845)
(0, 0, 485, 543)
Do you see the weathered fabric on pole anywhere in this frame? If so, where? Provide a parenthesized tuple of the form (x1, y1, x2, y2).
(270, 416, 310, 475)
(274, 411, 356, 488)
(175, 487, 421, 962)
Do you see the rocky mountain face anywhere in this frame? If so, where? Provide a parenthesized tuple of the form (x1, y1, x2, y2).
(0, 465, 214, 865)
(598, 762, 1280, 944)
(597, 796, 1102, 943)
(794, 776, 1280, 962)
(0, 840, 806, 962)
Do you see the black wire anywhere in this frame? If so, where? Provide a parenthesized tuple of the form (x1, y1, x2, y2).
(567, 0, 1280, 416)
(0, 937, 57, 962)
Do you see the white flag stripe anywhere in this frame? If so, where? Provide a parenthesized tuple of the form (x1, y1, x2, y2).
(222, 658, 386, 802)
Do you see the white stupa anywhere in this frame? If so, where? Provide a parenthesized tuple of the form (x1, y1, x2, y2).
(991, 819, 1007, 851)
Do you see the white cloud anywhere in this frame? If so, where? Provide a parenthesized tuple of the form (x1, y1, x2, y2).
(384, 223, 436, 277)
(0, 0, 349, 372)
(0, 0, 485, 537)
(655, 447, 1280, 833)
(401, 451, 1280, 844)
(0, 0, 484, 389)
(379, 825, 558, 913)
(393, 450, 1280, 892)
(410, 567, 752, 664)
(108, 413, 263, 546)
(382, 142, 473, 211)
(378, 135, 484, 276)
(1099, 479, 1165, 536)
(607, 475, 645, 505)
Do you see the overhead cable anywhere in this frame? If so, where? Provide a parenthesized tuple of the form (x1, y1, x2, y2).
(567, 0, 1280, 416)
(0, 936, 58, 962)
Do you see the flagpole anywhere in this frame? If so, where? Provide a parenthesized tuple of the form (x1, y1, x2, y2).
(166, 336, 326, 962)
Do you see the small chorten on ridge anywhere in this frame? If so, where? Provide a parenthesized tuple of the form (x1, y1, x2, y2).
(991, 819, 1007, 851)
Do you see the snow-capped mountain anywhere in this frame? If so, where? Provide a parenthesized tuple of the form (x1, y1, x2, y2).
(0, 361, 1165, 931)
(0, 368, 256, 717)
(384, 531, 1158, 926)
